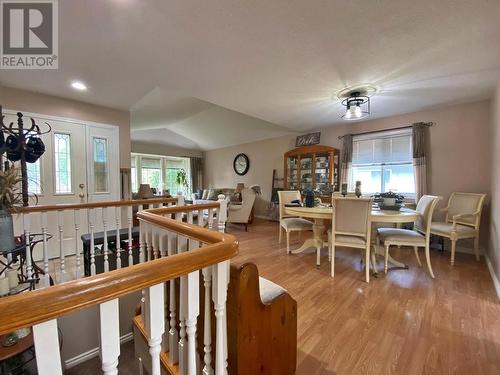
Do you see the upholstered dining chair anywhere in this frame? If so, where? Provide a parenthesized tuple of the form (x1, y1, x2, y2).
(430, 192, 486, 265)
(377, 195, 441, 278)
(227, 188, 256, 231)
(328, 197, 373, 282)
(277, 190, 313, 254)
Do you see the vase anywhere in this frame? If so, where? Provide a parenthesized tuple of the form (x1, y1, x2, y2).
(355, 181, 362, 198)
(0, 210, 15, 253)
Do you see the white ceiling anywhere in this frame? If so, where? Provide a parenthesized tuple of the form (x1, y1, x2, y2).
(1, 0, 499, 150)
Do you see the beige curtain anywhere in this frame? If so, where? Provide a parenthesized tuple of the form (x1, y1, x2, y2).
(412, 122, 428, 202)
(340, 134, 353, 186)
(190, 157, 203, 192)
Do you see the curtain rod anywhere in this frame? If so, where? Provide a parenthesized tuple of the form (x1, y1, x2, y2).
(337, 122, 434, 139)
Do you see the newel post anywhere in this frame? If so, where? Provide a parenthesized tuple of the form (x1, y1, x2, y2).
(177, 192, 185, 207)
(217, 195, 227, 233)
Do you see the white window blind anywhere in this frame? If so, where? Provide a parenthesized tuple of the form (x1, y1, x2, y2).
(350, 129, 415, 196)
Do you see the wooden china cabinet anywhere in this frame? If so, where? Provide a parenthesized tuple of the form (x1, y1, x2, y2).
(284, 145, 340, 202)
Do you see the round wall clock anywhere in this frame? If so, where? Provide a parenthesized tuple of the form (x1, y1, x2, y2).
(233, 153, 250, 176)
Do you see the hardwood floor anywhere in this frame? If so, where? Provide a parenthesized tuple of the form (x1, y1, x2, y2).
(67, 219, 500, 374)
(228, 219, 500, 375)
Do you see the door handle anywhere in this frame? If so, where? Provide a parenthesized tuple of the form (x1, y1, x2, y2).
(79, 183, 85, 199)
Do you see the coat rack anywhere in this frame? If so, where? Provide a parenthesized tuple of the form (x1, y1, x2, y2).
(0, 105, 51, 206)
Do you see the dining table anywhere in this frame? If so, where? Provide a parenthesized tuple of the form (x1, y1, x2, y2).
(284, 205, 419, 272)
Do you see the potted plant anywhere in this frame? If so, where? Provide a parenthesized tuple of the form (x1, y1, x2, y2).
(175, 169, 189, 195)
(0, 165, 22, 253)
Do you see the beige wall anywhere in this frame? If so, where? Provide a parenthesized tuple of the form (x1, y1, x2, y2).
(205, 100, 492, 237)
(488, 84, 500, 281)
(0, 86, 131, 168)
(132, 141, 203, 158)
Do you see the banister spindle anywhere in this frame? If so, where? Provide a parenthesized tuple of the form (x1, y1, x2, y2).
(74, 209, 82, 279)
(102, 207, 109, 272)
(178, 233, 188, 374)
(207, 208, 214, 230)
(138, 207, 145, 263)
(146, 283, 165, 375)
(41, 212, 50, 287)
(127, 206, 133, 266)
(202, 267, 213, 375)
(217, 195, 228, 234)
(57, 210, 66, 282)
(168, 229, 179, 364)
(99, 299, 120, 375)
(213, 261, 229, 375)
(33, 319, 63, 375)
(89, 208, 96, 276)
(115, 206, 122, 269)
(22, 213, 33, 280)
(186, 270, 200, 375)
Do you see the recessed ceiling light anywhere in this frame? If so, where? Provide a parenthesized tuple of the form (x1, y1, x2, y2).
(71, 81, 87, 91)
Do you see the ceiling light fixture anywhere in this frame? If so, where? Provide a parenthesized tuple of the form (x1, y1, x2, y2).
(341, 91, 370, 121)
(71, 81, 87, 91)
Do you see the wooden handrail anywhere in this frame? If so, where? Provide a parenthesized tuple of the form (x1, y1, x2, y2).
(0, 208, 238, 335)
(10, 197, 178, 213)
(143, 201, 221, 216)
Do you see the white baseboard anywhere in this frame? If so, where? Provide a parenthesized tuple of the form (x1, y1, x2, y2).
(485, 255, 500, 300)
(64, 331, 134, 369)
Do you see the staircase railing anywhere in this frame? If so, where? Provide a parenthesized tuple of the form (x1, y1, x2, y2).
(9, 195, 185, 286)
(0, 198, 237, 375)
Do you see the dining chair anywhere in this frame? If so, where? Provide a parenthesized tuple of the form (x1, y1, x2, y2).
(277, 191, 313, 254)
(328, 197, 373, 282)
(377, 195, 441, 278)
(430, 192, 486, 265)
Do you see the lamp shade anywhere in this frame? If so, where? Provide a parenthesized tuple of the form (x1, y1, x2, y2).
(137, 184, 154, 199)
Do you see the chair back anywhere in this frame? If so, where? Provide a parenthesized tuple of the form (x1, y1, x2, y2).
(414, 195, 441, 236)
(445, 192, 486, 228)
(332, 192, 357, 198)
(278, 190, 302, 220)
(240, 188, 256, 216)
(332, 197, 373, 238)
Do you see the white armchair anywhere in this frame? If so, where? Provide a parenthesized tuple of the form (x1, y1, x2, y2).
(430, 192, 486, 265)
(227, 188, 256, 231)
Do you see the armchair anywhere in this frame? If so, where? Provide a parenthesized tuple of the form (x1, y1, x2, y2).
(227, 188, 256, 231)
(430, 192, 486, 265)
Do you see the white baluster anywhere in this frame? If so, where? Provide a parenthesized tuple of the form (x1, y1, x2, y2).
(159, 231, 166, 258)
(178, 235, 188, 374)
(41, 212, 50, 287)
(168, 230, 179, 364)
(89, 208, 96, 276)
(115, 206, 122, 269)
(57, 211, 66, 282)
(162, 275, 170, 353)
(127, 206, 134, 266)
(147, 224, 154, 261)
(152, 226, 159, 260)
(217, 195, 228, 234)
(139, 215, 145, 263)
(22, 213, 32, 280)
(146, 283, 165, 375)
(74, 210, 81, 279)
(212, 261, 229, 375)
(177, 193, 185, 207)
(202, 267, 213, 375)
(102, 207, 109, 272)
(186, 270, 200, 375)
(207, 208, 214, 230)
(33, 319, 63, 375)
(99, 299, 120, 375)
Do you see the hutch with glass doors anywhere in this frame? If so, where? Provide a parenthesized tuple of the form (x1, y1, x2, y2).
(284, 145, 340, 201)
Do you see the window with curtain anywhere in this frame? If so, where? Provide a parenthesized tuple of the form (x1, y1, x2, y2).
(164, 158, 188, 195)
(350, 129, 414, 196)
(141, 157, 162, 191)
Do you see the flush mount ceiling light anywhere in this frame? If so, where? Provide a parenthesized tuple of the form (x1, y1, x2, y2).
(337, 85, 377, 121)
(71, 80, 87, 91)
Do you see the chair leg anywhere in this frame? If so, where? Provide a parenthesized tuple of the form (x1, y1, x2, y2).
(330, 244, 335, 277)
(365, 245, 370, 283)
(450, 239, 456, 266)
(371, 249, 378, 274)
(384, 243, 390, 274)
(425, 244, 435, 278)
(279, 226, 282, 244)
(474, 237, 480, 261)
(286, 231, 291, 254)
(413, 246, 422, 267)
(316, 246, 321, 268)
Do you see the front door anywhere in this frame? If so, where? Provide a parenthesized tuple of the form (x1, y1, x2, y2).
(5, 110, 120, 259)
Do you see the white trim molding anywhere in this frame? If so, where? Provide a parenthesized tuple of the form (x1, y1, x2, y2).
(485, 255, 500, 300)
(64, 331, 134, 369)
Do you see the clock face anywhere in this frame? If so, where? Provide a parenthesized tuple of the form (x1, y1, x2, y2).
(233, 153, 249, 175)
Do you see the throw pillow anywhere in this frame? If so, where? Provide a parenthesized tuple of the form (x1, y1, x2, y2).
(207, 189, 219, 200)
(202, 189, 209, 200)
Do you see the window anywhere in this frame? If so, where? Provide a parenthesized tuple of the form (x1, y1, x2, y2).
(350, 129, 414, 196)
(140, 157, 162, 191)
(130, 153, 191, 195)
(27, 159, 41, 195)
(54, 133, 72, 193)
(93, 138, 109, 193)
